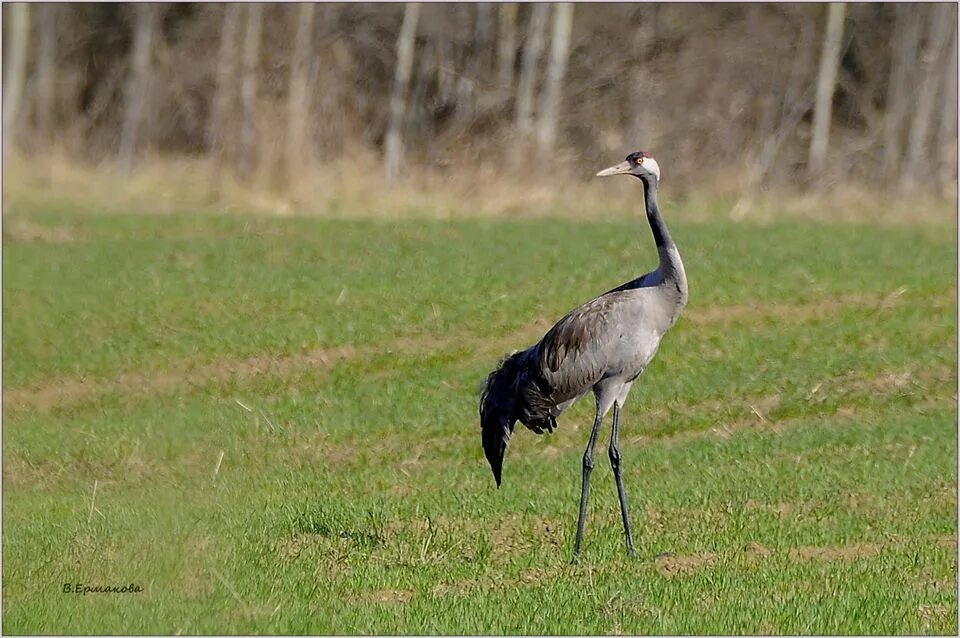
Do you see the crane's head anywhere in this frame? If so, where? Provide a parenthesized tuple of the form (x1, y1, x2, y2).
(596, 151, 661, 184)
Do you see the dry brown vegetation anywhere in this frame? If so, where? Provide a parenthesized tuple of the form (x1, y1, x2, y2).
(2, 2, 957, 217)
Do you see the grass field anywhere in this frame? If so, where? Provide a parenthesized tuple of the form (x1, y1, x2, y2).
(2, 203, 957, 634)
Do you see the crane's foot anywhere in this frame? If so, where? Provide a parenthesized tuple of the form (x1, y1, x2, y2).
(569, 552, 581, 566)
(627, 547, 639, 559)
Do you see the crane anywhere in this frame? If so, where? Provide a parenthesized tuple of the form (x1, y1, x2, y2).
(479, 151, 688, 560)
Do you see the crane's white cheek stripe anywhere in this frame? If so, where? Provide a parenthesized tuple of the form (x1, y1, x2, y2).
(645, 157, 661, 181)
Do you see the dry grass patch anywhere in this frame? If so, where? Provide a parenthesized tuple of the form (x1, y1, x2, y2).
(651, 532, 954, 580)
(788, 542, 882, 562)
(2, 217, 83, 243)
(359, 589, 415, 605)
(489, 515, 565, 561)
(918, 604, 952, 631)
(180, 536, 216, 598)
(4, 447, 160, 491)
(6, 153, 957, 225)
(655, 552, 719, 578)
(936, 534, 958, 549)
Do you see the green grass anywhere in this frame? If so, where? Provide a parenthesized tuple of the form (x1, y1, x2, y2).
(3, 208, 957, 634)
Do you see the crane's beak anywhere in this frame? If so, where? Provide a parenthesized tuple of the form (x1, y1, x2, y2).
(595, 160, 633, 177)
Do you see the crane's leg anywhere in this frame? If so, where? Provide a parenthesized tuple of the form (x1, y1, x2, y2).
(609, 402, 638, 557)
(572, 406, 604, 562)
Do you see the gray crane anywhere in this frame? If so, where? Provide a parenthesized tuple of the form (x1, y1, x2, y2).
(479, 151, 688, 560)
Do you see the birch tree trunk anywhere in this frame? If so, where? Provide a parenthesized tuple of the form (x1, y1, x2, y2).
(209, 3, 240, 193)
(807, 2, 845, 179)
(286, 2, 315, 181)
(882, 5, 922, 179)
(35, 3, 57, 149)
(515, 4, 549, 136)
(119, 4, 157, 175)
(937, 18, 958, 192)
(3, 3, 29, 154)
(536, 3, 574, 152)
(238, 3, 263, 181)
(902, 3, 954, 190)
(454, 4, 477, 127)
(497, 3, 518, 93)
(384, 2, 420, 185)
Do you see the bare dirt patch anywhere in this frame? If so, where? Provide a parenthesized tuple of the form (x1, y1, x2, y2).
(431, 577, 487, 598)
(745, 541, 774, 559)
(656, 552, 718, 578)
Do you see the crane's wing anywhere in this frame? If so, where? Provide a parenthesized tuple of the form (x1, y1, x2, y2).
(536, 291, 645, 393)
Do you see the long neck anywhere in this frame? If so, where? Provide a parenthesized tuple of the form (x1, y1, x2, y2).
(643, 178, 688, 303)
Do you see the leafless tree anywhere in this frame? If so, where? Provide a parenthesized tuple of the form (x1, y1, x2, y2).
(34, 3, 57, 149)
(882, 5, 922, 180)
(3, 2, 30, 154)
(937, 17, 958, 193)
(384, 3, 420, 184)
(119, 4, 157, 174)
(497, 3, 518, 93)
(808, 2, 845, 180)
(209, 4, 241, 193)
(515, 4, 549, 138)
(238, 3, 263, 181)
(902, 3, 954, 190)
(536, 3, 574, 153)
(454, 4, 479, 127)
(286, 2, 316, 180)
(4, 3, 955, 194)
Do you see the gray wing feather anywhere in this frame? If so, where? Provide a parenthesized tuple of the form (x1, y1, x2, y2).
(536, 291, 649, 401)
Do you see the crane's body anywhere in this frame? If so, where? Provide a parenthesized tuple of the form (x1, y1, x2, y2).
(479, 152, 687, 560)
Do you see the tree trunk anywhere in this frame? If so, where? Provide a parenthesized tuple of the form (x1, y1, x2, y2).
(208, 3, 241, 194)
(807, 2, 845, 180)
(497, 3, 518, 93)
(515, 3, 549, 137)
(238, 3, 263, 181)
(902, 3, 954, 190)
(286, 2, 315, 183)
(118, 4, 157, 175)
(536, 3, 574, 152)
(882, 5, 922, 179)
(35, 3, 57, 150)
(384, 2, 420, 185)
(454, 4, 477, 127)
(3, 3, 30, 154)
(937, 16, 958, 193)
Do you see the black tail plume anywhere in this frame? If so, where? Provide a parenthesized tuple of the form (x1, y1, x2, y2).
(479, 350, 528, 487)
